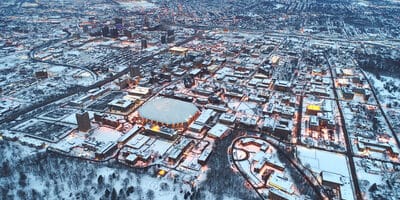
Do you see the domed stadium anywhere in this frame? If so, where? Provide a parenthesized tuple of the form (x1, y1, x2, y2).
(137, 97, 200, 128)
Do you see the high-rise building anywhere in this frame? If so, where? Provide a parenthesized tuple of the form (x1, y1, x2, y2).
(82, 25, 89, 32)
(160, 34, 167, 44)
(76, 111, 91, 132)
(130, 66, 141, 77)
(166, 29, 175, 43)
(102, 26, 109, 37)
(167, 35, 175, 43)
(89, 29, 102, 37)
(114, 18, 123, 25)
(167, 29, 174, 37)
(110, 28, 118, 38)
(141, 39, 147, 49)
(123, 29, 132, 38)
(143, 16, 149, 27)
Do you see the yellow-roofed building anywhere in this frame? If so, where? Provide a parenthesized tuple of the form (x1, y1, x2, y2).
(306, 104, 321, 115)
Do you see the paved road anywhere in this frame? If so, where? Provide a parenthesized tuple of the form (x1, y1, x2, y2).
(325, 53, 362, 200)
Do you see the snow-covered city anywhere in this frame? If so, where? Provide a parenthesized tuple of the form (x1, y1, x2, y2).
(1, 0, 400, 199)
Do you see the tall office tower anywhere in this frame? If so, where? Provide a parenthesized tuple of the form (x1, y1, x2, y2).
(167, 29, 174, 37)
(76, 111, 91, 132)
(102, 26, 109, 37)
(161, 34, 167, 44)
(141, 39, 147, 49)
(124, 29, 132, 38)
(130, 65, 141, 77)
(167, 29, 175, 43)
(114, 18, 123, 25)
(110, 28, 118, 38)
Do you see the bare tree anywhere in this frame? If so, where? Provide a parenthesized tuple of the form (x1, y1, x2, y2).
(146, 189, 155, 200)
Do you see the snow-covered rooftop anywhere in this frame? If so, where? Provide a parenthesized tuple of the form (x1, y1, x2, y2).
(208, 123, 229, 138)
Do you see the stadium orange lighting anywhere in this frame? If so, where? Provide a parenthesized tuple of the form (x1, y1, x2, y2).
(151, 125, 160, 132)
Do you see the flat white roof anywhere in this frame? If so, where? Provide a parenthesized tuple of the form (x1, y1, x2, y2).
(170, 46, 189, 52)
(269, 188, 297, 200)
(126, 134, 150, 149)
(208, 123, 229, 138)
(195, 109, 215, 124)
(108, 99, 134, 109)
(127, 86, 150, 96)
(126, 154, 138, 162)
(220, 113, 236, 122)
(321, 171, 343, 185)
(268, 173, 294, 194)
(189, 123, 204, 131)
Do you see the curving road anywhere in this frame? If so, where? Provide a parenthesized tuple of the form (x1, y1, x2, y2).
(28, 30, 98, 81)
(228, 135, 325, 200)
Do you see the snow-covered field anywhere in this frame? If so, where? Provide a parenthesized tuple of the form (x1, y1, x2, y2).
(116, 0, 157, 10)
(365, 72, 400, 108)
(297, 146, 355, 200)
(0, 139, 248, 200)
(0, 140, 188, 200)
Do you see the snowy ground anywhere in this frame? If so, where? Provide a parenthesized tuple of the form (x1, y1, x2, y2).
(0, 139, 244, 200)
(116, 0, 157, 10)
(296, 146, 355, 200)
(365, 72, 400, 109)
(354, 157, 400, 199)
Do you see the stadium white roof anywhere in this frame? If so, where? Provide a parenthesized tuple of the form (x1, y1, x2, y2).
(138, 97, 199, 125)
